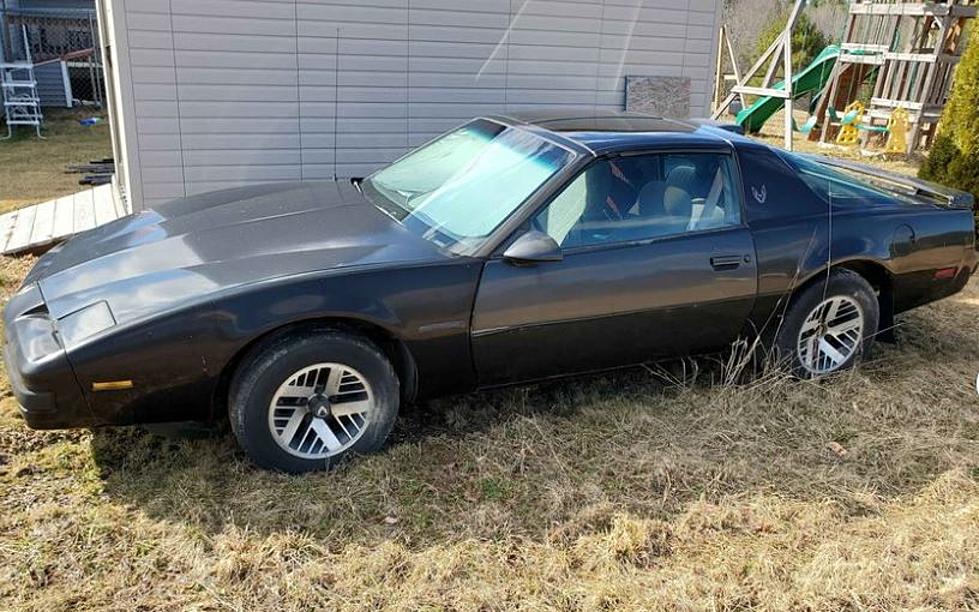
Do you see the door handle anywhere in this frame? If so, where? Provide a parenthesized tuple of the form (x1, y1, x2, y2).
(710, 255, 742, 271)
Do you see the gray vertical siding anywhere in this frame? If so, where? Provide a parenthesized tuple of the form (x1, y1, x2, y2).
(113, 0, 721, 209)
(124, 0, 184, 205)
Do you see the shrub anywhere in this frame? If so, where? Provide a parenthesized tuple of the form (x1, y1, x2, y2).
(919, 23, 979, 237)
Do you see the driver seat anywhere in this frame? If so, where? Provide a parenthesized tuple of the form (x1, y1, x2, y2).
(583, 160, 637, 221)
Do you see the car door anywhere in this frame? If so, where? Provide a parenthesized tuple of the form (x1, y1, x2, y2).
(470, 151, 758, 385)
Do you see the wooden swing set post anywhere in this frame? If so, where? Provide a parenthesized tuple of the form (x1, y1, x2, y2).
(816, 12, 857, 146)
(712, 26, 747, 113)
(711, 0, 807, 150)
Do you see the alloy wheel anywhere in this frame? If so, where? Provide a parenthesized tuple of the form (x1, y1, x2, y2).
(267, 363, 373, 459)
(796, 295, 865, 375)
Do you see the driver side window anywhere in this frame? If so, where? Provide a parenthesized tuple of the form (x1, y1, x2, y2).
(534, 153, 741, 249)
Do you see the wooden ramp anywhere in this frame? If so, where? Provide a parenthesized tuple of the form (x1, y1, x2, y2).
(0, 184, 126, 255)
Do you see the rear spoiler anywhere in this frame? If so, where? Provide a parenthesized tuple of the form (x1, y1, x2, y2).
(799, 154, 975, 210)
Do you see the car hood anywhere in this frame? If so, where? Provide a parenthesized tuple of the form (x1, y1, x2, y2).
(27, 181, 448, 326)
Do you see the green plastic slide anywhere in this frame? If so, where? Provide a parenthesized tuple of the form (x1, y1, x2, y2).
(735, 44, 840, 133)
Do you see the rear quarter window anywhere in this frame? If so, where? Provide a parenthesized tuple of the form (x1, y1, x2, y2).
(778, 151, 919, 208)
(736, 145, 826, 224)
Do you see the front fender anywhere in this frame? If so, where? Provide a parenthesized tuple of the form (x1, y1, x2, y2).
(67, 260, 482, 424)
(204, 261, 484, 400)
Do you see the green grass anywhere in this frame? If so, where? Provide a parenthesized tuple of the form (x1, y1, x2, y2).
(1, 118, 979, 610)
(0, 109, 112, 214)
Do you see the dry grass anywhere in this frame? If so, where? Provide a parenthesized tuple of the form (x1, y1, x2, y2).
(1, 118, 979, 610)
(0, 109, 112, 214)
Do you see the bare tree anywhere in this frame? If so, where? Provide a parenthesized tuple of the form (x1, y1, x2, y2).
(722, 0, 784, 69)
(807, 1, 848, 42)
(722, 0, 847, 71)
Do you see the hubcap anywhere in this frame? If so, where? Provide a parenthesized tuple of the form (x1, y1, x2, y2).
(796, 295, 864, 375)
(268, 363, 373, 459)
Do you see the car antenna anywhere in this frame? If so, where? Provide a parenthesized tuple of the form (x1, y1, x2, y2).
(821, 160, 834, 305)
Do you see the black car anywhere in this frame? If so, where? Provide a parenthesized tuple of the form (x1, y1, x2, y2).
(5, 112, 976, 472)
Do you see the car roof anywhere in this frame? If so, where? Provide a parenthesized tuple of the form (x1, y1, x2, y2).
(488, 109, 743, 155)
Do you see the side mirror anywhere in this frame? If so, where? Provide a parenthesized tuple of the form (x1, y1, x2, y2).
(503, 230, 563, 265)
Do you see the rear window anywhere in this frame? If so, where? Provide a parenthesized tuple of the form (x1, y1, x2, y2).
(778, 152, 916, 207)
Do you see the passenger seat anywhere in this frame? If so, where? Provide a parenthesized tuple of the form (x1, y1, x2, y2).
(663, 165, 698, 232)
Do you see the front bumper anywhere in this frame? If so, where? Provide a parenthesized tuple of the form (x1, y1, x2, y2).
(3, 283, 93, 429)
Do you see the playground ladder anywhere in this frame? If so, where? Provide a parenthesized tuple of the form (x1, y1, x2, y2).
(1, 26, 44, 140)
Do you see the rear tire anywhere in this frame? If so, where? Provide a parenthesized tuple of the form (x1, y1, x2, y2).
(229, 329, 399, 473)
(776, 269, 879, 378)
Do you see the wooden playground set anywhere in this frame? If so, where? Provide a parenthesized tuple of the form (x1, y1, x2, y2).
(712, 0, 976, 156)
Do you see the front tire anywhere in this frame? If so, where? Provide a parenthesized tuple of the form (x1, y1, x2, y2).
(776, 269, 879, 378)
(229, 329, 399, 473)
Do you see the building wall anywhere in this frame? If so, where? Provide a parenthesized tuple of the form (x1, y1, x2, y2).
(97, 0, 138, 207)
(110, 0, 721, 209)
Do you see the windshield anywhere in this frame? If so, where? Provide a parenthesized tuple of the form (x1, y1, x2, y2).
(780, 152, 917, 206)
(362, 119, 574, 255)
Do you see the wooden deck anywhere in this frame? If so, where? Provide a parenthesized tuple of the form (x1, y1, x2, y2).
(0, 184, 126, 255)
